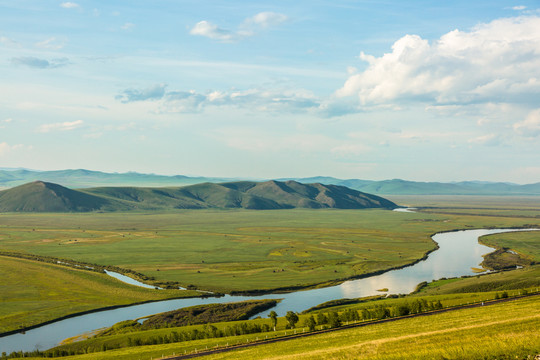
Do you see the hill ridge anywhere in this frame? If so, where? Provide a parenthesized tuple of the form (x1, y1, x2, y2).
(0, 180, 397, 212)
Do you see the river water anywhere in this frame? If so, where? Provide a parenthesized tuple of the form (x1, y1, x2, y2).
(0, 228, 532, 353)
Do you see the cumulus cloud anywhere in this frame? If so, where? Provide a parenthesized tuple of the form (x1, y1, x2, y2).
(513, 109, 540, 137)
(513, 5, 526, 10)
(190, 21, 234, 41)
(60, 2, 79, 9)
(35, 37, 66, 50)
(115, 84, 167, 103)
(11, 56, 69, 69)
(38, 120, 83, 133)
(337, 16, 540, 107)
(190, 11, 288, 42)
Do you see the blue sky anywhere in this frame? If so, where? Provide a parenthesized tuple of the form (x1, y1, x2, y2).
(1, 1, 540, 183)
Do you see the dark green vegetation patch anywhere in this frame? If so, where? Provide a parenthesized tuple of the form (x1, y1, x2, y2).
(99, 300, 278, 336)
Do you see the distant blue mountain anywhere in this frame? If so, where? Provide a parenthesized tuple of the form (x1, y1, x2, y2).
(1, 169, 539, 195)
(280, 177, 540, 195)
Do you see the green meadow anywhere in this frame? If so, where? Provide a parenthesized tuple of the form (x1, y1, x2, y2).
(8, 294, 539, 360)
(197, 296, 540, 360)
(0, 256, 200, 334)
(0, 205, 537, 294)
(0, 195, 539, 358)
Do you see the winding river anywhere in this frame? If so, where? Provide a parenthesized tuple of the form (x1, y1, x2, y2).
(0, 228, 533, 353)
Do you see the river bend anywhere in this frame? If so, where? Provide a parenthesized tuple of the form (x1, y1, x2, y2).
(0, 228, 533, 353)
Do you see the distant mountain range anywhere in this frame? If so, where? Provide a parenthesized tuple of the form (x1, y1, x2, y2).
(1, 169, 539, 195)
(283, 177, 540, 195)
(0, 169, 231, 189)
(0, 180, 397, 212)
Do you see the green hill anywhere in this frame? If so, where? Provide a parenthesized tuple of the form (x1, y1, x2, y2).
(0, 181, 114, 212)
(0, 180, 397, 212)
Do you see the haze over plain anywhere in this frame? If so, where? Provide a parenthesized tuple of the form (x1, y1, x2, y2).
(1, 1, 539, 183)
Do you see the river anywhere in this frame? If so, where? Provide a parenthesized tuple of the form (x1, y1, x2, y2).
(0, 228, 533, 353)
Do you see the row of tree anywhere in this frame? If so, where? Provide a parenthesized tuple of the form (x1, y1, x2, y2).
(0, 299, 455, 359)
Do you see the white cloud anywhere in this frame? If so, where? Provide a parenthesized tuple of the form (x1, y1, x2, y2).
(83, 132, 103, 139)
(0, 142, 26, 157)
(121, 22, 135, 31)
(213, 129, 370, 158)
(35, 37, 66, 50)
(190, 11, 288, 42)
(118, 84, 321, 114)
(115, 84, 167, 103)
(190, 21, 234, 41)
(60, 2, 79, 9)
(513, 108, 540, 137)
(513, 5, 526, 10)
(468, 133, 501, 146)
(0, 36, 20, 48)
(337, 16, 540, 107)
(244, 12, 288, 28)
(3, 118, 12, 123)
(38, 120, 84, 133)
(11, 56, 69, 69)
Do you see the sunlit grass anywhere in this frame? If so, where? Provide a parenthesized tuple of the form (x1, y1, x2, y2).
(0, 207, 536, 293)
(0, 256, 199, 334)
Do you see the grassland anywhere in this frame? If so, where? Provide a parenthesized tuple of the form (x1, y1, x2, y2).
(8, 294, 539, 360)
(1, 195, 539, 357)
(388, 194, 540, 218)
(480, 230, 540, 261)
(1, 207, 537, 294)
(0, 256, 200, 334)
(197, 296, 540, 360)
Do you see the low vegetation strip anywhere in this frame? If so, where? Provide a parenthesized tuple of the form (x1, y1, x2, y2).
(99, 300, 279, 336)
(161, 293, 540, 360)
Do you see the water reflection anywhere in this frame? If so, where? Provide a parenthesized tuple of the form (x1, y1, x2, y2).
(104, 271, 162, 289)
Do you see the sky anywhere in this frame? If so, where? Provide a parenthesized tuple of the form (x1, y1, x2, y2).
(1, 1, 540, 183)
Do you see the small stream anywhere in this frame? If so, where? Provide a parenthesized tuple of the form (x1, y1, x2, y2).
(0, 228, 534, 353)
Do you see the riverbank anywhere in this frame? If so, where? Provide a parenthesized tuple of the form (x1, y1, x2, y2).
(2, 227, 530, 353)
(0, 255, 206, 337)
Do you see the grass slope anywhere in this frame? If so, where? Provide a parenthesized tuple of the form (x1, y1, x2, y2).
(198, 296, 539, 360)
(85, 180, 398, 210)
(0, 256, 200, 334)
(12, 295, 539, 360)
(0, 182, 115, 212)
